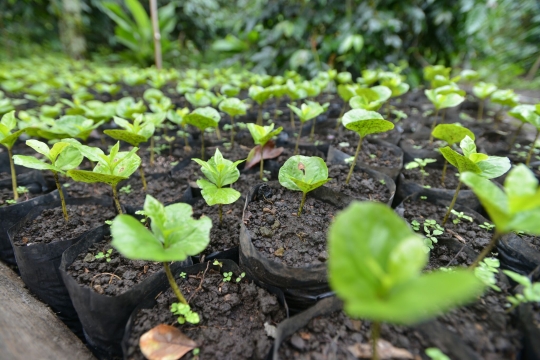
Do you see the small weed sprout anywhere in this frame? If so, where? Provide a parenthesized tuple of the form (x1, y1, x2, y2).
(17, 186, 29, 201)
(213, 260, 223, 268)
(425, 347, 450, 360)
(474, 258, 501, 291)
(236, 272, 246, 283)
(404, 158, 437, 186)
(179, 272, 186, 279)
(120, 185, 132, 194)
(450, 209, 473, 224)
(502, 270, 540, 312)
(95, 249, 113, 262)
(479, 222, 495, 231)
(223, 272, 233, 282)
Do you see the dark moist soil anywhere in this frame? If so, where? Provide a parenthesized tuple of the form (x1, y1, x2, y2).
(278, 310, 425, 360)
(331, 137, 402, 168)
(67, 235, 163, 296)
(13, 204, 117, 246)
(515, 234, 540, 252)
(400, 198, 492, 269)
(125, 269, 286, 360)
(327, 164, 390, 203)
(234, 171, 269, 201)
(0, 186, 41, 207)
(245, 187, 338, 267)
(401, 166, 465, 190)
(192, 199, 243, 256)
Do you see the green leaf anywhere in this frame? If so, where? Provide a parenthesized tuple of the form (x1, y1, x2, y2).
(342, 109, 394, 138)
(26, 139, 50, 158)
(192, 148, 244, 188)
(460, 136, 477, 157)
(432, 124, 475, 145)
(0, 128, 25, 150)
(218, 98, 247, 117)
(439, 147, 481, 174)
(286, 101, 327, 123)
(278, 155, 329, 194)
(247, 123, 283, 146)
(184, 107, 220, 131)
(476, 156, 511, 179)
(55, 146, 83, 171)
(473, 82, 498, 100)
(49, 142, 71, 163)
(197, 179, 241, 206)
(13, 155, 58, 172)
(0, 111, 16, 131)
(508, 105, 540, 125)
(104, 129, 149, 146)
(67, 169, 127, 186)
(329, 201, 483, 325)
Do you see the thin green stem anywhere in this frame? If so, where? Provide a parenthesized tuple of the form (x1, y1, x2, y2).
(7, 147, 17, 201)
(219, 204, 223, 227)
(442, 179, 462, 226)
(53, 171, 68, 222)
(310, 117, 316, 142)
(298, 192, 307, 216)
(150, 136, 155, 166)
(335, 103, 348, 130)
(163, 262, 188, 304)
(477, 99, 484, 122)
(257, 105, 262, 125)
(295, 126, 302, 155)
(525, 128, 540, 166)
(139, 164, 147, 191)
(183, 125, 189, 148)
(290, 108, 295, 130)
(508, 123, 524, 151)
(201, 131, 205, 160)
(215, 126, 221, 140)
(371, 321, 381, 360)
(112, 185, 123, 214)
(441, 159, 448, 186)
(469, 231, 502, 270)
(230, 115, 235, 148)
(429, 108, 439, 144)
(260, 149, 264, 181)
(346, 136, 364, 185)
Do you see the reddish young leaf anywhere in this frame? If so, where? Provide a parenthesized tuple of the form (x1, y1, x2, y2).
(139, 324, 197, 360)
(244, 141, 284, 170)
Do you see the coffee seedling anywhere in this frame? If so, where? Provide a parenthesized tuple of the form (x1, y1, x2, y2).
(13, 139, 83, 221)
(349, 86, 392, 112)
(247, 123, 283, 179)
(329, 202, 484, 360)
(461, 164, 540, 268)
(440, 136, 510, 225)
(219, 98, 247, 148)
(342, 109, 394, 184)
(507, 105, 539, 151)
(167, 107, 191, 149)
(404, 158, 437, 187)
(450, 209, 473, 224)
(287, 101, 328, 147)
(95, 249, 113, 263)
(0, 111, 26, 200)
(278, 155, 330, 216)
(432, 124, 475, 184)
(184, 107, 221, 160)
(472, 82, 498, 121)
(425, 88, 465, 142)
(192, 148, 244, 225)
(66, 141, 141, 214)
(111, 195, 211, 325)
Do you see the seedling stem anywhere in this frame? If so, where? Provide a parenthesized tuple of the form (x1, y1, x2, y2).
(295, 129, 301, 155)
(112, 185, 123, 214)
(298, 192, 307, 216)
(442, 180, 462, 226)
(429, 109, 439, 144)
(164, 262, 188, 305)
(290, 108, 295, 130)
(150, 136, 155, 166)
(53, 171, 69, 222)
(371, 321, 381, 360)
(230, 115, 235, 148)
(8, 148, 18, 201)
(219, 204, 223, 226)
(346, 136, 364, 184)
(525, 128, 539, 166)
(440, 160, 448, 185)
(508, 123, 524, 150)
(260, 146, 264, 180)
(477, 99, 484, 121)
(469, 231, 502, 269)
(257, 106, 263, 125)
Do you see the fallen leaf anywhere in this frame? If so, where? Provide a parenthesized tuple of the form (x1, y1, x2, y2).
(140, 324, 197, 360)
(244, 141, 284, 170)
(347, 339, 414, 359)
(274, 248, 285, 257)
(22, 237, 28, 244)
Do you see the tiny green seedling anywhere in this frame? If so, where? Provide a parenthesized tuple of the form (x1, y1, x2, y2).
(342, 109, 394, 184)
(236, 272, 245, 283)
(95, 249, 113, 263)
(278, 155, 330, 216)
(249, 85, 273, 125)
(247, 123, 283, 179)
(461, 164, 540, 268)
(111, 195, 211, 325)
(404, 158, 437, 186)
(472, 82, 498, 121)
(219, 98, 247, 148)
(119, 185, 132, 194)
(223, 272, 233, 282)
(328, 202, 484, 360)
(0, 111, 26, 201)
(192, 148, 245, 225)
(212, 260, 223, 268)
(502, 270, 540, 312)
(507, 105, 539, 151)
(432, 123, 475, 184)
(179, 272, 186, 279)
(479, 222, 495, 231)
(440, 136, 510, 225)
(474, 257, 501, 291)
(348, 86, 391, 111)
(422, 219, 444, 252)
(16, 186, 29, 201)
(287, 101, 328, 147)
(167, 107, 191, 150)
(66, 141, 141, 214)
(184, 107, 221, 159)
(450, 209, 473, 224)
(13, 139, 83, 221)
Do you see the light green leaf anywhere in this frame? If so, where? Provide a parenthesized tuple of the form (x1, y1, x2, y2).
(460, 136, 477, 157)
(104, 129, 149, 146)
(476, 156, 511, 179)
(1, 111, 16, 131)
(55, 146, 83, 171)
(439, 147, 481, 174)
(13, 155, 58, 172)
(278, 155, 329, 194)
(49, 142, 71, 163)
(67, 169, 126, 186)
(184, 107, 220, 131)
(197, 179, 241, 206)
(247, 123, 283, 146)
(218, 98, 247, 117)
(342, 109, 394, 138)
(26, 139, 50, 158)
(432, 124, 475, 145)
(0, 128, 25, 150)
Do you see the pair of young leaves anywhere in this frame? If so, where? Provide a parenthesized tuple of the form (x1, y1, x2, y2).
(0, 111, 25, 151)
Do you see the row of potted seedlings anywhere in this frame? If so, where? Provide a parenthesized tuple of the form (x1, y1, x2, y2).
(1, 64, 540, 360)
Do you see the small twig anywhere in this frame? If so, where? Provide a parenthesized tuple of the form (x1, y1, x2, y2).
(446, 244, 466, 267)
(90, 272, 121, 287)
(187, 261, 211, 303)
(446, 228, 466, 244)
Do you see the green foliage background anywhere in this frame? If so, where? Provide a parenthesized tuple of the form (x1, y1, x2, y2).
(1, 0, 539, 81)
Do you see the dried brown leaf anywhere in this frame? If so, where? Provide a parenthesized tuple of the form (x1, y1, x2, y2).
(244, 141, 284, 170)
(140, 324, 197, 360)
